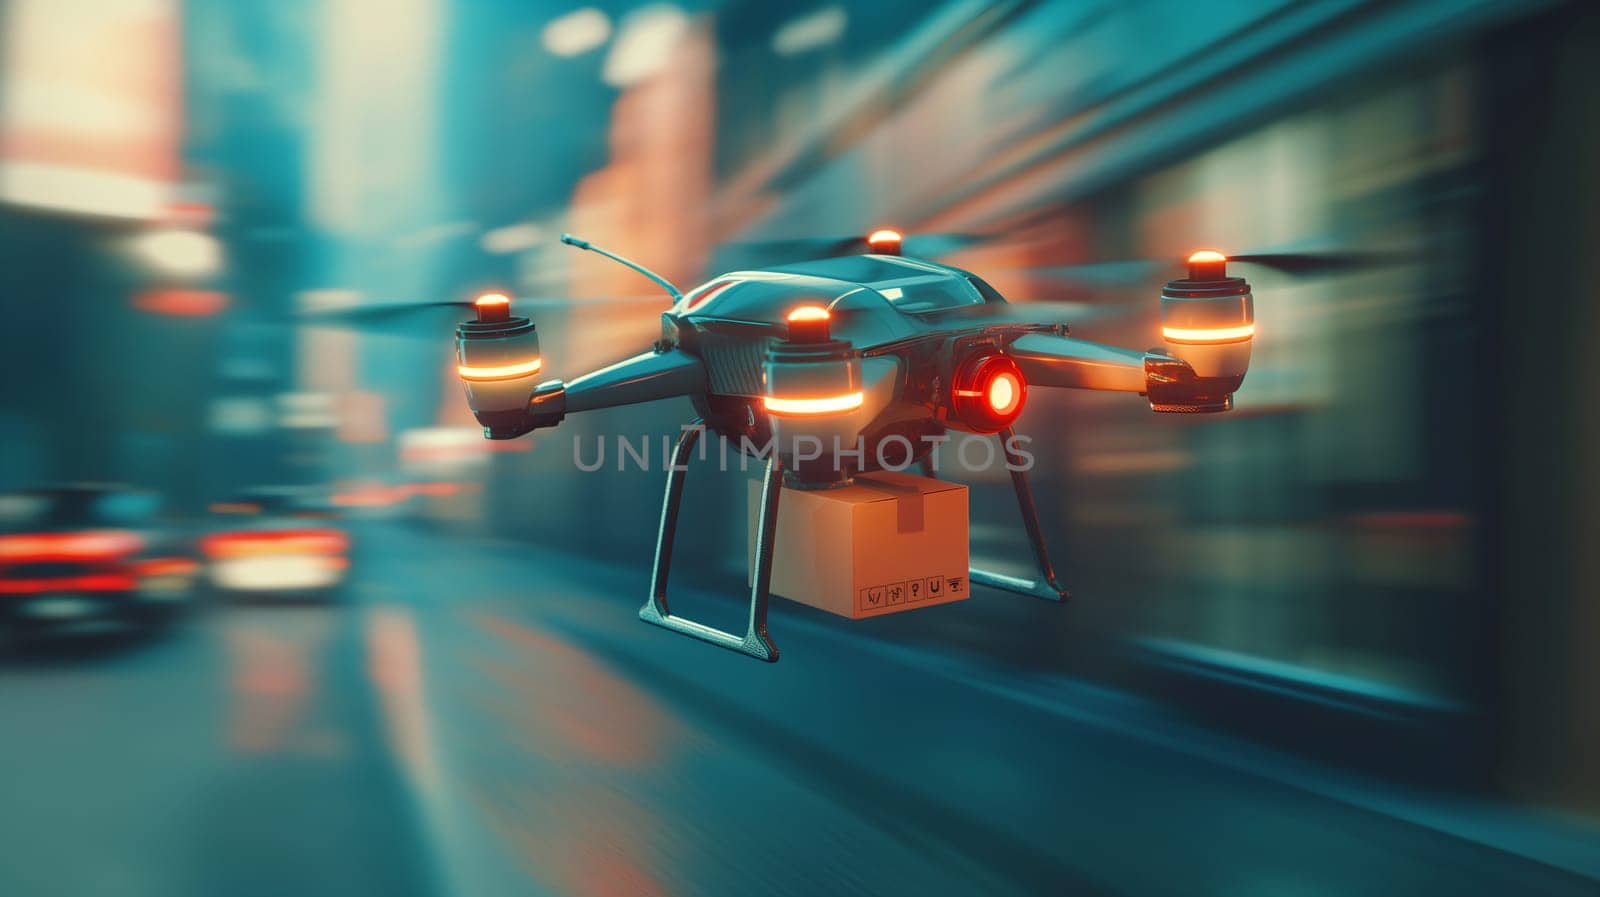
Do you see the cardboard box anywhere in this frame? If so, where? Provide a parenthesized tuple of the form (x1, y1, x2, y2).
(747, 471, 969, 619)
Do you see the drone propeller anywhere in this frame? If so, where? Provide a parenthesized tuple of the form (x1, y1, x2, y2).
(300, 299, 476, 326)
(1017, 248, 1416, 288)
(295, 292, 652, 332)
(721, 228, 993, 264)
(1226, 250, 1414, 275)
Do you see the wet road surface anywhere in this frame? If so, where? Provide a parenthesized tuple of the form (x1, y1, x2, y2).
(1, 521, 1596, 897)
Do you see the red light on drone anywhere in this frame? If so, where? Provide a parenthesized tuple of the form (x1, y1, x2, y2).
(952, 353, 1027, 433)
(987, 371, 1022, 416)
(763, 391, 865, 416)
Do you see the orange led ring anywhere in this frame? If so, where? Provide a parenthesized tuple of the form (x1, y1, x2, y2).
(1161, 323, 1255, 344)
(458, 358, 543, 381)
(762, 391, 865, 416)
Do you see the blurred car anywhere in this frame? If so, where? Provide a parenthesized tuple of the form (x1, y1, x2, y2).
(202, 487, 351, 601)
(0, 484, 200, 640)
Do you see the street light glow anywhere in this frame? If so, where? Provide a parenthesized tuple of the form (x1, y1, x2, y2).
(131, 228, 223, 278)
(542, 8, 611, 57)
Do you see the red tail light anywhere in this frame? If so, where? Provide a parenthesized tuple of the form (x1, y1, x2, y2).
(202, 529, 349, 560)
(0, 574, 137, 594)
(0, 530, 144, 561)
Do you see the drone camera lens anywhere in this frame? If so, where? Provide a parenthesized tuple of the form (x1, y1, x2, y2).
(951, 352, 1027, 433)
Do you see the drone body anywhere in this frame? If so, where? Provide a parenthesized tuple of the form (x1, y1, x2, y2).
(453, 232, 1257, 660)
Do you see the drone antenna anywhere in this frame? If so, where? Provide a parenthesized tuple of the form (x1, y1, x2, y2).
(559, 233, 684, 303)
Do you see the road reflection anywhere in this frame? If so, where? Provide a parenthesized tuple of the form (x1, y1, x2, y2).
(223, 608, 335, 755)
(461, 612, 675, 897)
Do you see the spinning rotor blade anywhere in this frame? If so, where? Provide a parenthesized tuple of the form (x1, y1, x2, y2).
(1020, 260, 1166, 288)
(300, 299, 473, 327)
(724, 235, 859, 260)
(296, 294, 653, 331)
(1015, 248, 1415, 287)
(1226, 250, 1414, 275)
(898, 232, 994, 257)
(721, 231, 993, 263)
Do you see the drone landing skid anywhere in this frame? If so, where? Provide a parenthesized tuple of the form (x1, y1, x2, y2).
(921, 428, 1070, 603)
(640, 421, 781, 662)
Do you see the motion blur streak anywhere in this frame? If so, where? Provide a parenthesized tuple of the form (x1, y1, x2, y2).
(2, 1, 1600, 896)
(366, 604, 445, 797)
(225, 613, 326, 754)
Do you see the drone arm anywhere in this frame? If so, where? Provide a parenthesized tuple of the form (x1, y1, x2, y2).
(1007, 333, 1149, 392)
(498, 349, 705, 437)
(564, 349, 707, 412)
(1008, 332, 1245, 413)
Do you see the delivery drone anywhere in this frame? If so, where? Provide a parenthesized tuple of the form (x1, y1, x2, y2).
(444, 227, 1283, 662)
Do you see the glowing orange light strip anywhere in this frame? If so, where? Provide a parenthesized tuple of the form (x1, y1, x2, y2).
(762, 391, 865, 416)
(457, 358, 543, 380)
(1162, 323, 1255, 343)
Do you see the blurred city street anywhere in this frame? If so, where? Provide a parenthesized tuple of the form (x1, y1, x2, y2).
(5, 0, 1600, 893)
(4, 520, 1597, 897)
